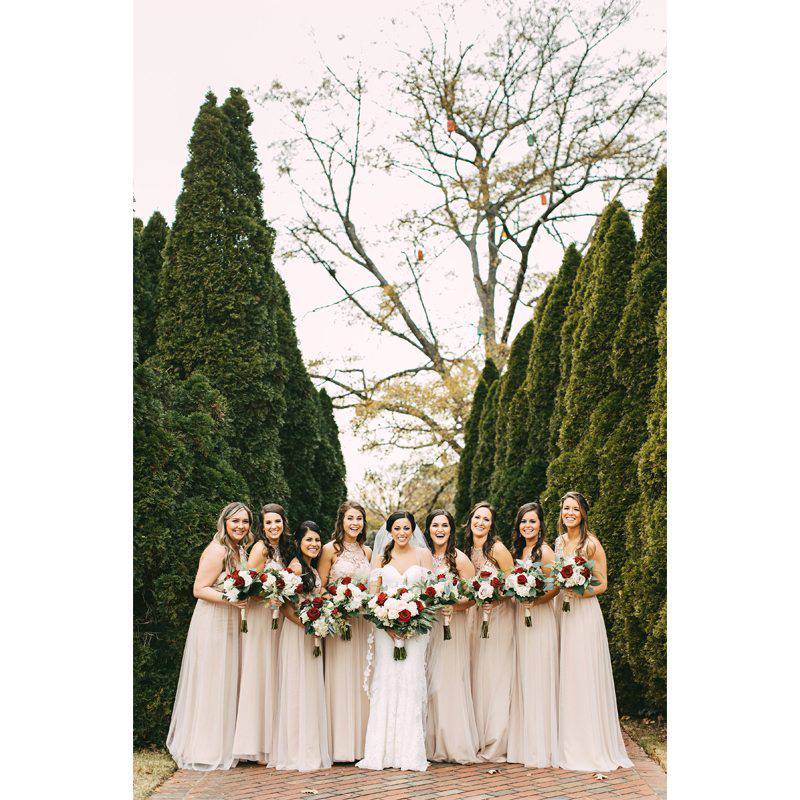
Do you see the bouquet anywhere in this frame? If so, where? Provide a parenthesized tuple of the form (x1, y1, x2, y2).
(296, 596, 343, 657)
(259, 567, 303, 629)
(221, 567, 263, 632)
(364, 585, 437, 660)
(502, 560, 551, 627)
(418, 571, 464, 640)
(551, 553, 601, 612)
(466, 569, 505, 638)
(326, 575, 370, 641)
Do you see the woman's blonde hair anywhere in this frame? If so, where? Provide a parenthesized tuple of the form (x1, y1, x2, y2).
(557, 492, 592, 556)
(213, 501, 254, 573)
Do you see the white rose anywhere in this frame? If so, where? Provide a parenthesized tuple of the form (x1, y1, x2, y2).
(477, 583, 494, 601)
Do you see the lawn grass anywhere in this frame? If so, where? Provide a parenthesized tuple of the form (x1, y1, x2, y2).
(621, 716, 667, 771)
(133, 748, 176, 800)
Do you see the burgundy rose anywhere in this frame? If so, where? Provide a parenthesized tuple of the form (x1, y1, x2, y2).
(234, 575, 245, 588)
(425, 587, 437, 598)
(276, 579, 285, 590)
(344, 588, 353, 598)
(249, 570, 257, 578)
(535, 579, 545, 591)
(490, 577, 500, 589)
(341, 577, 352, 585)
(415, 600, 424, 613)
(581, 567, 591, 578)
(436, 573, 446, 580)
(377, 592, 388, 606)
(472, 581, 480, 590)
(574, 555, 586, 566)
(560, 565, 574, 579)
(398, 609, 412, 622)
(307, 607, 321, 621)
(398, 587, 408, 595)
(516, 574, 528, 585)
(479, 570, 492, 578)
(357, 584, 367, 592)
(312, 597, 324, 608)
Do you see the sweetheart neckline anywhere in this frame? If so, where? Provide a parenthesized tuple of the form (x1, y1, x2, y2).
(382, 563, 426, 578)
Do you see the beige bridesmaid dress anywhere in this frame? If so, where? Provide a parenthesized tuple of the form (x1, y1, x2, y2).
(166, 557, 243, 770)
(555, 535, 633, 772)
(323, 542, 371, 762)
(268, 567, 332, 772)
(469, 548, 515, 763)
(506, 590, 559, 767)
(425, 554, 480, 763)
(232, 551, 285, 763)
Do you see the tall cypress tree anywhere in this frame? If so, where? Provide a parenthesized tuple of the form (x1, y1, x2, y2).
(469, 378, 501, 512)
(134, 211, 169, 362)
(454, 359, 499, 523)
(544, 205, 636, 525)
(133, 218, 143, 365)
(274, 272, 323, 523)
(547, 205, 619, 464)
(514, 245, 582, 510)
(155, 91, 287, 505)
(490, 315, 537, 533)
(133, 364, 249, 745)
(314, 388, 347, 534)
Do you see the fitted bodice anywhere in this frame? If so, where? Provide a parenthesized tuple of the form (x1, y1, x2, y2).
(330, 541, 371, 583)
(379, 564, 430, 591)
(469, 546, 497, 575)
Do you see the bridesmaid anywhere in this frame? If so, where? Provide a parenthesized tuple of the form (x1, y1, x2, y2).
(463, 501, 516, 763)
(506, 502, 560, 768)
(232, 503, 294, 764)
(317, 501, 372, 762)
(423, 508, 480, 764)
(166, 502, 253, 770)
(269, 521, 332, 772)
(555, 492, 633, 772)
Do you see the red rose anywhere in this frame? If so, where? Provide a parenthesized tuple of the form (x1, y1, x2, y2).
(312, 597, 324, 607)
(581, 567, 591, 578)
(480, 570, 492, 578)
(234, 575, 245, 587)
(472, 581, 480, 590)
(560, 565, 573, 579)
(398, 587, 408, 595)
(307, 607, 321, 621)
(490, 577, 500, 589)
(398, 609, 412, 622)
(574, 555, 586, 566)
(344, 588, 352, 598)
(260, 573, 268, 582)
(415, 600, 424, 613)
(327, 585, 336, 594)
(357, 584, 367, 592)
(341, 577, 352, 585)
(451, 577, 458, 585)
(425, 587, 437, 598)
(436, 573, 446, 580)
(276, 579, 285, 590)
(535, 579, 544, 591)
(332, 608, 341, 616)
(249, 570, 257, 578)
(516, 574, 528, 585)
(377, 592, 388, 606)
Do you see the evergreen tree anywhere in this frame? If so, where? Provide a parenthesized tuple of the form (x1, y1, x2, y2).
(490, 315, 537, 533)
(274, 272, 323, 523)
(133, 364, 249, 745)
(314, 388, 347, 534)
(454, 359, 499, 523)
(469, 378, 501, 511)
(544, 204, 636, 524)
(616, 294, 666, 712)
(155, 91, 287, 506)
(133, 218, 143, 365)
(515, 245, 582, 508)
(547, 204, 619, 464)
(134, 211, 169, 362)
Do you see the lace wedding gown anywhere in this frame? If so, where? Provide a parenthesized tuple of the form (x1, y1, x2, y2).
(356, 563, 430, 772)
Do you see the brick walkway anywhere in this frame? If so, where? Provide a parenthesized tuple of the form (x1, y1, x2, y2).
(152, 733, 665, 800)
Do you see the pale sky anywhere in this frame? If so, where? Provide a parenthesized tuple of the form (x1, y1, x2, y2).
(134, 0, 666, 491)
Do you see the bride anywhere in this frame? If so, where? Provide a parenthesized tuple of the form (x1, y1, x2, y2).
(357, 510, 434, 772)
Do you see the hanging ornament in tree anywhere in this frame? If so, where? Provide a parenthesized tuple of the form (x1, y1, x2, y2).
(501, 229, 508, 240)
(527, 133, 534, 147)
(447, 118, 456, 133)
(540, 193, 547, 206)
(417, 249, 424, 262)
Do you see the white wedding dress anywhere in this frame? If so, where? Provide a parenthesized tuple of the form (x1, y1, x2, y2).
(356, 563, 430, 772)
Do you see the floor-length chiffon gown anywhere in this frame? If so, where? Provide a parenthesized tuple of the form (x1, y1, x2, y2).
(268, 568, 332, 772)
(425, 554, 480, 764)
(166, 547, 245, 771)
(469, 547, 515, 763)
(357, 562, 430, 772)
(232, 550, 284, 763)
(324, 541, 372, 762)
(506, 587, 559, 768)
(555, 535, 633, 772)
